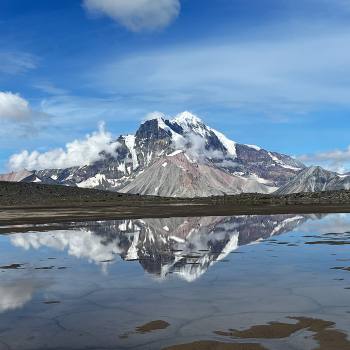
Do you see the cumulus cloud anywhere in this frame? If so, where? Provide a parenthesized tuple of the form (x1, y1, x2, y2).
(83, 0, 180, 32)
(298, 146, 350, 173)
(0, 91, 32, 121)
(9, 123, 120, 171)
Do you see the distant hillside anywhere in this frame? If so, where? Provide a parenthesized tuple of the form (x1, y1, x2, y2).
(276, 166, 350, 194)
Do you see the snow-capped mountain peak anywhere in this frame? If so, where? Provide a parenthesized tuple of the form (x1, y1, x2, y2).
(1, 111, 309, 197)
(173, 111, 203, 126)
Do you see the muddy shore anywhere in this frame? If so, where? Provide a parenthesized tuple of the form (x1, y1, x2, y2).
(2, 203, 350, 226)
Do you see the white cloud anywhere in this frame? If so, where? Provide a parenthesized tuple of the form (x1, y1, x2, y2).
(83, 0, 180, 31)
(9, 123, 120, 171)
(0, 51, 37, 75)
(298, 146, 350, 173)
(34, 82, 69, 96)
(0, 92, 32, 121)
(90, 24, 350, 116)
(143, 111, 167, 121)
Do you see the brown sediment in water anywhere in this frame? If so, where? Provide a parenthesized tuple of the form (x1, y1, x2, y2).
(215, 317, 350, 350)
(135, 320, 170, 333)
(120, 320, 170, 339)
(162, 341, 267, 350)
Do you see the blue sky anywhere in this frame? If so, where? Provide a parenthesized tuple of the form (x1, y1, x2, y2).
(1, 0, 350, 172)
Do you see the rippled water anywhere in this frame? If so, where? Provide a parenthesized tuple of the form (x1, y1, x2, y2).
(0, 214, 350, 350)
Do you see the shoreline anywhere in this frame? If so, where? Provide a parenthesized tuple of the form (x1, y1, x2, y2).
(2, 181, 350, 226)
(1, 203, 350, 226)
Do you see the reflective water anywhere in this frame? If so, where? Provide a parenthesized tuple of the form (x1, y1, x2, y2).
(0, 214, 350, 349)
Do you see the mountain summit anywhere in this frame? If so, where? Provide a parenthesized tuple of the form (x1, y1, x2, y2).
(1, 112, 306, 197)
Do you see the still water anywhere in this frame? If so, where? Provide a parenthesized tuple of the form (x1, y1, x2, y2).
(0, 214, 350, 350)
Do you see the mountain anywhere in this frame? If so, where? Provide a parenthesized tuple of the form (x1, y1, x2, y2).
(0, 170, 34, 182)
(1, 112, 305, 197)
(10, 214, 309, 281)
(120, 151, 271, 197)
(276, 166, 350, 194)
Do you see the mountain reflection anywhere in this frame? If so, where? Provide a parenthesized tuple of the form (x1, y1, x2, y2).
(10, 215, 309, 281)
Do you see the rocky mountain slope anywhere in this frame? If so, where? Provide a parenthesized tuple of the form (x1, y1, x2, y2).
(120, 151, 271, 197)
(276, 166, 350, 194)
(0, 112, 306, 197)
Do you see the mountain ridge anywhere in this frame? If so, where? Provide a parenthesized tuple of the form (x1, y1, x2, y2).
(0, 111, 307, 197)
(276, 166, 350, 194)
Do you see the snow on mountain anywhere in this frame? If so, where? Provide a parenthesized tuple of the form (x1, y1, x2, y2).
(210, 128, 237, 157)
(1, 111, 306, 197)
(123, 135, 139, 170)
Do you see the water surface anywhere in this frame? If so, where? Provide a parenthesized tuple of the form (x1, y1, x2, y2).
(0, 214, 350, 349)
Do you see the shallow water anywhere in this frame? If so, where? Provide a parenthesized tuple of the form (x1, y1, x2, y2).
(0, 214, 350, 350)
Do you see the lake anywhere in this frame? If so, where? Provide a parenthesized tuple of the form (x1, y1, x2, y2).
(0, 214, 350, 350)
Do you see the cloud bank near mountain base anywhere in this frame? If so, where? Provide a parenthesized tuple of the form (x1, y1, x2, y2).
(9, 123, 120, 171)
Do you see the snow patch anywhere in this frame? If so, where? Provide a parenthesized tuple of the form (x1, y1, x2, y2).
(168, 150, 183, 157)
(246, 144, 261, 151)
(77, 174, 106, 188)
(170, 236, 185, 243)
(117, 162, 126, 173)
(124, 135, 139, 170)
(211, 128, 237, 158)
(268, 152, 301, 171)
